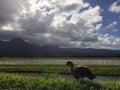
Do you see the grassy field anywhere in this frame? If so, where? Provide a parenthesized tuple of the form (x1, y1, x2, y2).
(0, 73, 120, 90)
(0, 65, 120, 76)
(0, 58, 119, 89)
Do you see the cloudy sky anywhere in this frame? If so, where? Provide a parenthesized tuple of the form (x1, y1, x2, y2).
(0, 0, 120, 49)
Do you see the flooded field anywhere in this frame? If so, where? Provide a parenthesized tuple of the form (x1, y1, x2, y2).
(11, 72, 120, 82)
(0, 59, 120, 65)
(0, 59, 120, 81)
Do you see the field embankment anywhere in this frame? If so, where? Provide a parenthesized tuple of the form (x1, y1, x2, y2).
(0, 58, 120, 65)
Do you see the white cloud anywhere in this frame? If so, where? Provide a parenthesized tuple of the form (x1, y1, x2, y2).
(0, 0, 120, 49)
(95, 23, 102, 30)
(97, 34, 120, 49)
(109, 0, 120, 13)
(1, 24, 13, 31)
(79, 6, 102, 25)
(104, 21, 117, 31)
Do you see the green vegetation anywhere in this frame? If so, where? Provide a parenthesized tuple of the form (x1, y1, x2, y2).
(0, 65, 120, 76)
(90, 65, 120, 76)
(0, 73, 120, 90)
(0, 65, 68, 74)
(0, 57, 120, 60)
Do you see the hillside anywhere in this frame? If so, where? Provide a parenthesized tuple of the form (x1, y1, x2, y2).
(0, 38, 120, 57)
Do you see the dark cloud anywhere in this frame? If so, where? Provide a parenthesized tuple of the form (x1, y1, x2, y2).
(0, 0, 20, 26)
(0, 30, 20, 40)
(19, 16, 47, 34)
(81, 36, 98, 42)
(60, 4, 79, 12)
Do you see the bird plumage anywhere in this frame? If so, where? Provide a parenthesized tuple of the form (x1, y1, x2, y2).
(66, 61, 95, 81)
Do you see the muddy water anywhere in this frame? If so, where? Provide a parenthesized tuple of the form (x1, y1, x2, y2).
(13, 72, 120, 82)
(0, 59, 120, 65)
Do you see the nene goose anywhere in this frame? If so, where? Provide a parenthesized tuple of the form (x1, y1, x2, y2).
(66, 61, 95, 81)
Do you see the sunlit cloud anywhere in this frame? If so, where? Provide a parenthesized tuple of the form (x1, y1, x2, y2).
(109, 0, 120, 13)
(0, 0, 120, 49)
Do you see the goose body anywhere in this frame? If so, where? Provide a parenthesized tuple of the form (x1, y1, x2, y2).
(66, 61, 95, 81)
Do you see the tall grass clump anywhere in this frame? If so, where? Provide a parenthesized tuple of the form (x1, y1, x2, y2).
(0, 73, 120, 90)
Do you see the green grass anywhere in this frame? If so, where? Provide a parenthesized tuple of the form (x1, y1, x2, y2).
(0, 73, 120, 90)
(0, 57, 120, 60)
(90, 65, 120, 76)
(0, 65, 120, 76)
(0, 65, 68, 74)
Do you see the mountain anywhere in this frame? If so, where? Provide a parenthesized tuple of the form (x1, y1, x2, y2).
(0, 38, 40, 57)
(0, 38, 120, 57)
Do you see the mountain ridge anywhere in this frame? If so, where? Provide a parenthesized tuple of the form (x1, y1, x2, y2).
(0, 38, 120, 57)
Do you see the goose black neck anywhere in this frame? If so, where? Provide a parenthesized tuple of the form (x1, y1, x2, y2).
(70, 64, 74, 71)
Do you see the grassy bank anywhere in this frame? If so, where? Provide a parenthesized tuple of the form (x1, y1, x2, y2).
(0, 73, 120, 90)
(0, 65, 120, 76)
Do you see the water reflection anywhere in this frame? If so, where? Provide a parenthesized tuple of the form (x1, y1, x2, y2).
(11, 72, 120, 82)
(95, 76, 120, 82)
